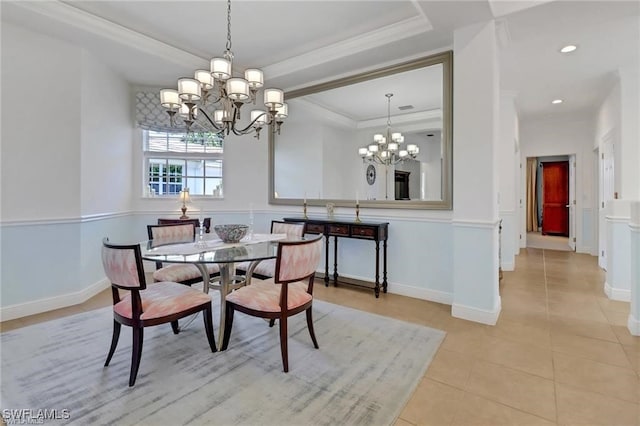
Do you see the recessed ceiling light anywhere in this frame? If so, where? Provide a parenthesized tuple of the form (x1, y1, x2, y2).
(560, 45, 577, 53)
(552, 99, 563, 104)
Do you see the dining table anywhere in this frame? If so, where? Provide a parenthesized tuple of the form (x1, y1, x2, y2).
(139, 232, 290, 348)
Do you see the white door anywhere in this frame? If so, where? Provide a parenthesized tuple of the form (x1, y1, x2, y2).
(569, 154, 576, 251)
(599, 132, 615, 269)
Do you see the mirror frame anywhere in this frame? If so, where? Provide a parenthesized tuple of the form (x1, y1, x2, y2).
(268, 50, 453, 210)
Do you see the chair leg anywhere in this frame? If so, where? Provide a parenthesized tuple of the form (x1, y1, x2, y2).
(221, 304, 235, 351)
(306, 308, 319, 349)
(269, 319, 276, 327)
(203, 305, 217, 352)
(104, 320, 121, 367)
(171, 320, 180, 334)
(129, 327, 144, 387)
(279, 316, 289, 372)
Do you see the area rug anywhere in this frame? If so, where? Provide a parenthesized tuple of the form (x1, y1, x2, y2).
(0, 298, 445, 425)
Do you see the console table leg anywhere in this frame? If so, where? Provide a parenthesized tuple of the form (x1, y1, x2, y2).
(383, 239, 388, 293)
(333, 236, 339, 286)
(374, 241, 380, 298)
(324, 235, 330, 287)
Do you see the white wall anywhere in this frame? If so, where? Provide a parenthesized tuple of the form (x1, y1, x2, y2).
(1, 22, 134, 317)
(520, 114, 595, 254)
(452, 20, 501, 325)
(1, 22, 81, 221)
(498, 93, 519, 270)
(80, 50, 133, 216)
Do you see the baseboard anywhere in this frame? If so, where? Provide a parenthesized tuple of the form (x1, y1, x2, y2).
(390, 284, 453, 305)
(0, 278, 110, 322)
(316, 272, 454, 305)
(604, 281, 631, 302)
(452, 299, 501, 325)
(627, 314, 640, 336)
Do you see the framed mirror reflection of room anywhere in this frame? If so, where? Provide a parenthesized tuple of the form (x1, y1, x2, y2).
(269, 50, 452, 210)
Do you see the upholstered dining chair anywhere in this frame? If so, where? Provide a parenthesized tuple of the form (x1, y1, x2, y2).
(101, 238, 216, 387)
(147, 223, 220, 286)
(235, 221, 306, 280)
(221, 235, 324, 372)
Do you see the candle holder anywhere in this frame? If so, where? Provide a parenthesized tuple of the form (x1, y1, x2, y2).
(355, 203, 362, 223)
(303, 200, 308, 219)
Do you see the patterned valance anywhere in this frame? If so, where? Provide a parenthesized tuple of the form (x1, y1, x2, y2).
(135, 89, 217, 133)
(135, 90, 175, 132)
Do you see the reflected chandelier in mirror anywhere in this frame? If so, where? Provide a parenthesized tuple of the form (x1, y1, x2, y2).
(269, 51, 452, 210)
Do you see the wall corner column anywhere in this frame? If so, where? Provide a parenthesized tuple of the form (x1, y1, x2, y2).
(452, 20, 501, 325)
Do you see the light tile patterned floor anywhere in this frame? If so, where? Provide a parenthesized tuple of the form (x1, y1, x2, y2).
(2, 248, 639, 425)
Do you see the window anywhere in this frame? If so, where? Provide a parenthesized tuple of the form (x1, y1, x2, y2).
(143, 130, 224, 197)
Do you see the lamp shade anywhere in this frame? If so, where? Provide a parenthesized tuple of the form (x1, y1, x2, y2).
(388, 142, 399, 152)
(264, 88, 284, 109)
(194, 70, 214, 90)
(160, 89, 181, 110)
(177, 78, 201, 101)
(244, 69, 264, 89)
(210, 57, 231, 80)
(179, 188, 191, 204)
(251, 110, 267, 125)
(275, 103, 288, 119)
(358, 147, 369, 156)
(213, 109, 227, 125)
(226, 78, 250, 101)
(368, 144, 379, 153)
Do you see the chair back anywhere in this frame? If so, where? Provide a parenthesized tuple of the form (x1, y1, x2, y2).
(274, 236, 324, 284)
(158, 218, 210, 233)
(271, 221, 305, 239)
(101, 238, 147, 290)
(147, 223, 195, 242)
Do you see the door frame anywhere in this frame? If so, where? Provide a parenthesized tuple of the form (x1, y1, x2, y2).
(523, 155, 576, 249)
(569, 154, 576, 251)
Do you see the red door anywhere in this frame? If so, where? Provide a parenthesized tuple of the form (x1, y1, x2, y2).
(542, 161, 569, 236)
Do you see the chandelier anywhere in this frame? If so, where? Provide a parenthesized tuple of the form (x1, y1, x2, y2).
(358, 93, 419, 164)
(159, 0, 286, 139)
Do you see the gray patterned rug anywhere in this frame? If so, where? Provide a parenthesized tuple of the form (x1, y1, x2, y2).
(1, 298, 445, 425)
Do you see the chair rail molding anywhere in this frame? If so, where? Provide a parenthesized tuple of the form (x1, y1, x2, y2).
(0, 211, 133, 227)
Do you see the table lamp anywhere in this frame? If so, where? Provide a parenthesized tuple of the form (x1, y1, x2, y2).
(179, 188, 191, 219)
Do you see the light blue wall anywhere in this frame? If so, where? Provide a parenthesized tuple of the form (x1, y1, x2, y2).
(2, 216, 134, 307)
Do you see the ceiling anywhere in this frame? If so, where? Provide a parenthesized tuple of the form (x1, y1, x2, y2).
(2, 0, 638, 121)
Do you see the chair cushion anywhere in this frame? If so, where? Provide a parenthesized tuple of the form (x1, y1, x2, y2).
(114, 281, 211, 320)
(153, 264, 219, 283)
(235, 259, 275, 278)
(226, 279, 312, 313)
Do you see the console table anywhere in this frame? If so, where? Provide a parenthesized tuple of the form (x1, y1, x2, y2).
(283, 217, 389, 297)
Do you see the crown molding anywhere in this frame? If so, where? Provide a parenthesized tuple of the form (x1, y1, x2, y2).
(264, 15, 433, 80)
(10, 0, 205, 68)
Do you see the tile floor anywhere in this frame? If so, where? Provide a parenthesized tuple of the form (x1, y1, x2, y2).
(2, 248, 639, 425)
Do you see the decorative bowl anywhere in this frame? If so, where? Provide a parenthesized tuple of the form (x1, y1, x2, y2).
(214, 224, 249, 243)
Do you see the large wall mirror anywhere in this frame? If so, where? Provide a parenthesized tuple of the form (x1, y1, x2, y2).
(269, 50, 452, 210)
